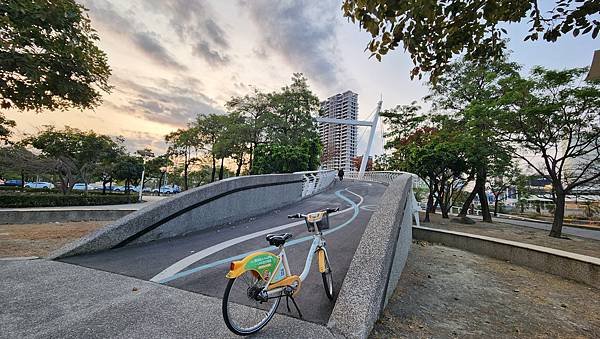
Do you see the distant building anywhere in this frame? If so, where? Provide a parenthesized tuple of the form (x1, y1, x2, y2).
(319, 91, 358, 171)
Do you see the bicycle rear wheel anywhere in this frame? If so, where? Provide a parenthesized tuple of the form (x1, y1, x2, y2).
(222, 270, 280, 335)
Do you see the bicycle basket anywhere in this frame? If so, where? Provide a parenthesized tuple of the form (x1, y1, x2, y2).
(305, 211, 329, 232)
(317, 214, 330, 230)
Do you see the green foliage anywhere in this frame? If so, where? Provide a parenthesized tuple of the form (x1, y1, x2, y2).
(0, 0, 112, 111)
(0, 113, 16, 144)
(252, 138, 322, 174)
(341, 0, 599, 81)
(497, 66, 600, 236)
(25, 126, 123, 192)
(113, 155, 143, 189)
(0, 193, 134, 208)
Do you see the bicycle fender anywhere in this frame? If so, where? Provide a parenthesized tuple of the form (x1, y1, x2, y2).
(317, 249, 327, 273)
(226, 251, 279, 281)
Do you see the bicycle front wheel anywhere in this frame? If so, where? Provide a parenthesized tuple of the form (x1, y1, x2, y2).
(321, 255, 334, 300)
(222, 270, 281, 335)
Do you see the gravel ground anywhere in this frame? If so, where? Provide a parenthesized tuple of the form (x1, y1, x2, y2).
(371, 242, 600, 338)
(0, 221, 109, 258)
(422, 213, 600, 258)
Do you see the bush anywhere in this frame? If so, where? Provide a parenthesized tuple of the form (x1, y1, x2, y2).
(0, 194, 137, 208)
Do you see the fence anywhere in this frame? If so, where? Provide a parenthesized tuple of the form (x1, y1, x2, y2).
(295, 170, 336, 197)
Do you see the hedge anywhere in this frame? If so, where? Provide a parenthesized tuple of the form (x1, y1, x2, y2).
(0, 194, 137, 208)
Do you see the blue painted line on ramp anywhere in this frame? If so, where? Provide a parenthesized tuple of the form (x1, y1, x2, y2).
(156, 189, 361, 284)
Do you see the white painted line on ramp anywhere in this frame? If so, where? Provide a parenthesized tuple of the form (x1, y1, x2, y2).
(149, 188, 362, 283)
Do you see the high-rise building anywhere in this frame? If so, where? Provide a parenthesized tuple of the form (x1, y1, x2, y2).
(319, 91, 358, 171)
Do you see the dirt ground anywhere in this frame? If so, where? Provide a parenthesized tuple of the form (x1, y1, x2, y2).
(421, 213, 600, 258)
(371, 242, 600, 338)
(0, 221, 109, 258)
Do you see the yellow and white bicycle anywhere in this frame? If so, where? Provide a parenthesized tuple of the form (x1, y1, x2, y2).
(222, 207, 338, 335)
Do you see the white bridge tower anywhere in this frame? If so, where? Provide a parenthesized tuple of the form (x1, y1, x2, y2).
(316, 99, 382, 179)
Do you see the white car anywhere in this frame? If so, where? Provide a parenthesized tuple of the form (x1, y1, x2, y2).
(25, 182, 55, 189)
(72, 183, 88, 190)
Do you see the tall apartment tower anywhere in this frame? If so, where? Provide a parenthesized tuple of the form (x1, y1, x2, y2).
(319, 91, 358, 171)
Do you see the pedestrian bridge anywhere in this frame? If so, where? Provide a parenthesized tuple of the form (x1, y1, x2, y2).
(52, 170, 419, 337)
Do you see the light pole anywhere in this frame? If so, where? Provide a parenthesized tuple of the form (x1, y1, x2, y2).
(138, 157, 146, 202)
(158, 166, 167, 196)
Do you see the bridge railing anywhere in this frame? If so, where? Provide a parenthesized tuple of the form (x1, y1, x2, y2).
(294, 170, 336, 197)
(346, 170, 420, 189)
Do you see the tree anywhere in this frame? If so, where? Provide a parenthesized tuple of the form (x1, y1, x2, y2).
(251, 74, 322, 174)
(144, 154, 172, 191)
(25, 126, 122, 193)
(498, 67, 600, 237)
(488, 165, 521, 217)
(113, 154, 143, 196)
(226, 89, 271, 173)
(426, 58, 518, 222)
(342, 0, 599, 81)
(165, 127, 201, 191)
(0, 113, 16, 144)
(1, 0, 111, 111)
(381, 104, 468, 220)
(0, 145, 55, 187)
(252, 138, 322, 174)
(195, 113, 228, 182)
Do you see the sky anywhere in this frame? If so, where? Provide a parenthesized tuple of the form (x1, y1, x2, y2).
(5, 0, 599, 157)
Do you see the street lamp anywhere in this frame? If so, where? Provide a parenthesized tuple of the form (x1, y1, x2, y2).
(158, 166, 167, 196)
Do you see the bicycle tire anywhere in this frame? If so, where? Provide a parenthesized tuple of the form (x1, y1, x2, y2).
(321, 262, 334, 300)
(222, 273, 280, 335)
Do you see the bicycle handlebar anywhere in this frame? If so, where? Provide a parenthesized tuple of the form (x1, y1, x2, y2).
(287, 207, 339, 219)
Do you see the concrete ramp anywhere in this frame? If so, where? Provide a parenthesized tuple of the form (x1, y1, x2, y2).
(51, 174, 318, 259)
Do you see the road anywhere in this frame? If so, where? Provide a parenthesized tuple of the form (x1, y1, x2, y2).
(61, 180, 387, 324)
(494, 218, 600, 240)
(459, 213, 600, 241)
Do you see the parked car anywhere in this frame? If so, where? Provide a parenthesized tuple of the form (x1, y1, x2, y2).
(3, 179, 23, 186)
(24, 182, 55, 189)
(113, 185, 137, 192)
(152, 185, 181, 194)
(71, 183, 87, 191)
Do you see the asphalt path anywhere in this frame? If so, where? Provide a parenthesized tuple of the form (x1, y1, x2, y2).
(61, 180, 387, 324)
(460, 214, 600, 240)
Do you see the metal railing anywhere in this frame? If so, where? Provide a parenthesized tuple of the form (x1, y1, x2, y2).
(294, 170, 336, 197)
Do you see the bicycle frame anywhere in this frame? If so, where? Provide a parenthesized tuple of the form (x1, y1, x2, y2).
(263, 232, 328, 298)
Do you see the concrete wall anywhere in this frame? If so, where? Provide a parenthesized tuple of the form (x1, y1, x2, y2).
(413, 226, 600, 289)
(0, 209, 134, 225)
(50, 174, 305, 259)
(328, 174, 414, 339)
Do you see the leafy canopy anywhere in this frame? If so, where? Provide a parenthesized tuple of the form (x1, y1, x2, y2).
(1, 0, 111, 111)
(342, 0, 600, 81)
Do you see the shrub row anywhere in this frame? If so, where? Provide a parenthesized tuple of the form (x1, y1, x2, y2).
(0, 194, 137, 208)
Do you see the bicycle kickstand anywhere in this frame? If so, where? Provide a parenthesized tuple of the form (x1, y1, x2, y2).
(285, 295, 303, 318)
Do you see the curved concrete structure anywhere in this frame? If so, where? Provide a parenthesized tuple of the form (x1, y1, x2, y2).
(328, 173, 416, 339)
(50, 173, 329, 259)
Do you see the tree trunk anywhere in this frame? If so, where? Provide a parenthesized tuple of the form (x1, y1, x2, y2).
(219, 158, 225, 180)
(458, 184, 478, 217)
(184, 151, 189, 191)
(477, 181, 492, 222)
(549, 191, 566, 238)
(424, 190, 434, 223)
(20, 170, 25, 189)
(211, 155, 216, 182)
(236, 157, 243, 177)
(158, 173, 164, 196)
(494, 194, 500, 217)
(102, 181, 107, 195)
(248, 144, 254, 174)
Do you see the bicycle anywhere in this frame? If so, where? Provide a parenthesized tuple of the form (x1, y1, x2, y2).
(222, 207, 339, 335)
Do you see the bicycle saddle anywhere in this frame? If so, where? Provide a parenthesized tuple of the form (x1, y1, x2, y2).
(266, 233, 293, 247)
